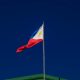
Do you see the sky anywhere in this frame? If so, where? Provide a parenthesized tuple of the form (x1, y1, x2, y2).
(0, 0, 80, 80)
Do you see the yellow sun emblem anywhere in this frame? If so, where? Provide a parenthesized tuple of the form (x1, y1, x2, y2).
(38, 31, 42, 36)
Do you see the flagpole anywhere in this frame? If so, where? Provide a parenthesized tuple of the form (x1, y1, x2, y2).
(42, 22, 46, 80)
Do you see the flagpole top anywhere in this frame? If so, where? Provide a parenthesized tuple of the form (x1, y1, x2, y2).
(43, 21, 44, 25)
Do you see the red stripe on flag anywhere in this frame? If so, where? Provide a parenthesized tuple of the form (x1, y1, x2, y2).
(16, 45, 26, 53)
(16, 39, 43, 53)
(26, 39, 43, 48)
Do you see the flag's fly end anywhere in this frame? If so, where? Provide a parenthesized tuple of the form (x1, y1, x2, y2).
(16, 45, 27, 53)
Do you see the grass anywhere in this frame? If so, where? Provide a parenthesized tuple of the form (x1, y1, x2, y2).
(6, 74, 67, 80)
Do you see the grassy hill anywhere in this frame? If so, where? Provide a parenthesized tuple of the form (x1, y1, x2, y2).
(6, 74, 67, 80)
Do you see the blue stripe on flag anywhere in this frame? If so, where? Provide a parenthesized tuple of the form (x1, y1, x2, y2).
(30, 30, 38, 38)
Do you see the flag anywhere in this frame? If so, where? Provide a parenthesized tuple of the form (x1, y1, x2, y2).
(16, 23, 44, 53)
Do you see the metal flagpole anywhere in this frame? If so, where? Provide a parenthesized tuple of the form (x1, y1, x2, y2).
(42, 22, 46, 80)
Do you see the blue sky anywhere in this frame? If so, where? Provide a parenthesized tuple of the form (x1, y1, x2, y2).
(0, 0, 80, 80)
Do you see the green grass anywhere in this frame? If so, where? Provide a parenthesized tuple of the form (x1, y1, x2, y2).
(6, 74, 67, 80)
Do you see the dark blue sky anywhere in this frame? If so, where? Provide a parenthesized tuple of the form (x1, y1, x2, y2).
(0, 0, 80, 80)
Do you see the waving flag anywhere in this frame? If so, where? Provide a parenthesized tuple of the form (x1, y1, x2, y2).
(16, 23, 44, 53)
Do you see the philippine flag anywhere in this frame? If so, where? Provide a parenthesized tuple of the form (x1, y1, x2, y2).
(16, 23, 44, 53)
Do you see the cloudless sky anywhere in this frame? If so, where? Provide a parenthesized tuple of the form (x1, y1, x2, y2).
(0, 0, 80, 80)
